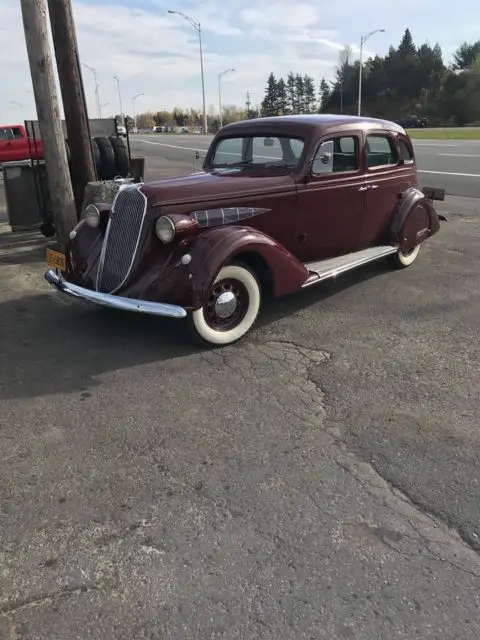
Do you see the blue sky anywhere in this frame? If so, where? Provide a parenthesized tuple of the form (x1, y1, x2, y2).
(1, 0, 478, 123)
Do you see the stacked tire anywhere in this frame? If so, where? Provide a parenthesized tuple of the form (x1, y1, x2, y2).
(92, 136, 130, 180)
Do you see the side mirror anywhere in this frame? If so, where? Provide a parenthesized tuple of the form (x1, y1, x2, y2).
(320, 152, 331, 165)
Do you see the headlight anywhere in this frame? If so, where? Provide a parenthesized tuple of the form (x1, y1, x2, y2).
(84, 204, 100, 228)
(155, 216, 175, 243)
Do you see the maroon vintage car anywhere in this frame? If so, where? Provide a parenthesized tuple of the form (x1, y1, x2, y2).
(45, 114, 444, 346)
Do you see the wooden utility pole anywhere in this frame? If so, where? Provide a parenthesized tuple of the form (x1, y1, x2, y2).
(47, 0, 96, 210)
(20, 0, 77, 250)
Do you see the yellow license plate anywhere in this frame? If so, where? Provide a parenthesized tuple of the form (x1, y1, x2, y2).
(46, 248, 66, 270)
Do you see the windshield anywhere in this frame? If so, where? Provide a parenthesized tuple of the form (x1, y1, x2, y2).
(210, 135, 305, 169)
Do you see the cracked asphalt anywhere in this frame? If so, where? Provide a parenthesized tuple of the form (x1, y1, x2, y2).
(1, 192, 479, 638)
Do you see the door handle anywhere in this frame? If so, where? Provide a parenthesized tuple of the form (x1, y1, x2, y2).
(358, 185, 368, 192)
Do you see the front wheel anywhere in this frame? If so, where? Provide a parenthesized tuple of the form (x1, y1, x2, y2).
(190, 263, 261, 346)
(390, 244, 420, 269)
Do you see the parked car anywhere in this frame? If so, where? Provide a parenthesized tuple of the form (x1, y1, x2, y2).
(0, 124, 44, 165)
(45, 114, 445, 346)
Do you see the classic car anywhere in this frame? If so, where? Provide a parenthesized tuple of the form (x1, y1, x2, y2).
(45, 114, 445, 346)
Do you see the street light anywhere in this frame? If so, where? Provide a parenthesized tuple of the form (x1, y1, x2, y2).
(10, 100, 24, 109)
(81, 62, 101, 118)
(357, 29, 385, 116)
(132, 93, 144, 131)
(113, 75, 124, 123)
(168, 9, 207, 134)
(218, 68, 235, 127)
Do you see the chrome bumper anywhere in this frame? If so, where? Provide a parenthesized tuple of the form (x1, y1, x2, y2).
(45, 269, 187, 319)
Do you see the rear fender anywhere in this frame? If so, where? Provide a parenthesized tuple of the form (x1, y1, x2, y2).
(390, 187, 441, 252)
(188, 226, 309, 307)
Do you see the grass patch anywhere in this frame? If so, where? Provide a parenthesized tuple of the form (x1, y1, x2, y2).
(407, 127, 480, 140)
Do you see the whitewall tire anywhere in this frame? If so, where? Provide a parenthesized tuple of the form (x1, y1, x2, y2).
(190, 263, 261, 346)
(391, 244, 420, 269)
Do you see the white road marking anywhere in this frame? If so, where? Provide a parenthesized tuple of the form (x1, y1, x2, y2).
(438, 153, 480, 158)
(418, 169, 480, 177)
(412, 142, 460, 147)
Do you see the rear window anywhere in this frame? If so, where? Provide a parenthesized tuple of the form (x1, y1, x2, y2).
(0, 128, 13, 141)
(399, 138, 414, 162)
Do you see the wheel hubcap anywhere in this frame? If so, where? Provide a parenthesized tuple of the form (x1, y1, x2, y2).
(205, 278, 248, 331)
(214, 291, 237, 319)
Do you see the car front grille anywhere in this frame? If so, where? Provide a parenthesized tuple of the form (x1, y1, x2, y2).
(96, 185, 147, 293)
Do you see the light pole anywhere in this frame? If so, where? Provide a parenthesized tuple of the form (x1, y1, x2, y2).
(132, 93, 144, 131)
(357, 29, 385, 116)
(113, 75, 124, 123)
(218, 68, 235, 127)
(168, 9, 207, 134)
(81, 62, 101, 118)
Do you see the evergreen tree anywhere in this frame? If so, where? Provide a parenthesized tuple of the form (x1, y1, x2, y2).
(303, 74, 316, 113)
(452, 41, 480, 70)
(295, 74, 305, 113)
(286, 72, 296, 113)
(319, 78, 331, 113)
(276, 78, 288, 115)
(261, 73, 279, 116)
(398, 28, 416, 57)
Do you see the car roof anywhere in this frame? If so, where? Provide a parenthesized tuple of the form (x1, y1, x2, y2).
(219, 114, 406, 137)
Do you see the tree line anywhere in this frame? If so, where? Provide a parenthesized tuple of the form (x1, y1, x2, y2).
(260, 29, 480, 126)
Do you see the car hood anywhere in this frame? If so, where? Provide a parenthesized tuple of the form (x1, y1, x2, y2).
(140, 169, 296, 208)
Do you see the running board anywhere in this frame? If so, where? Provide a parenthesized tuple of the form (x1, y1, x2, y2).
(303, 246, 398, 288)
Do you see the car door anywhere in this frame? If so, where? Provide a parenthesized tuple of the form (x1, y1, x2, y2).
(361, 131, 412, 246)
(295, 132, 366, 262)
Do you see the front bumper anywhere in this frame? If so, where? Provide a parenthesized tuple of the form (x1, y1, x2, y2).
(45, 269, 187, 319)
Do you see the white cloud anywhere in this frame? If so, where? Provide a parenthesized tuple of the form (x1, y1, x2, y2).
(0, 0, 477, 123)
(240, 2, 318, 31)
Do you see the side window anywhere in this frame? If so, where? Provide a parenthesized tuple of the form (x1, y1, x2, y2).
(213, 138, 243, 164)
(366, 134, 399, 168)
(398, 138, 414, 163)
(312, 136, 359, 175)
(12, 128, 23, 139)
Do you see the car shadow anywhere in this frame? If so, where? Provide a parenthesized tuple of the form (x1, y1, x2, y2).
(0, 258, 391, 401)
(256, 258, 393, 329)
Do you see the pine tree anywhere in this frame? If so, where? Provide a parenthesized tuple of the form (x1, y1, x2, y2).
(398, 28, 416, 57)
(276, 78, 288, 115)
(295, 74, 305, 113)
(319, 78, 331, 113)
(286, 72, 296, 114)
(261, 72, 279, 116)
(303, 74, 316, 113)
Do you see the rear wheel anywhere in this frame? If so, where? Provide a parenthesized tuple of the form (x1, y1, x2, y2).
(390, 244, 420, 269)
(190, 263, 261, 346)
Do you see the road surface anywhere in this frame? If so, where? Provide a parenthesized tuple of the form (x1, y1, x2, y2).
(130, 134, 480, 199)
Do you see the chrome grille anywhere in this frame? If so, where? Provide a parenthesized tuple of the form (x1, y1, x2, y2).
(96, 185, 147, 293)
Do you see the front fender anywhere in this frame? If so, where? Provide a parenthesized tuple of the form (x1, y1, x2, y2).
(189, 226, 309, 306)
(390, 187, 441, 252)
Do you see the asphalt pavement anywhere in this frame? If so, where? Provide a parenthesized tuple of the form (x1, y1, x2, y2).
(1, 133, 480, 638)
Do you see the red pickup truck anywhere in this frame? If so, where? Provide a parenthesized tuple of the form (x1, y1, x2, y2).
(0, 124, 44, 165)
